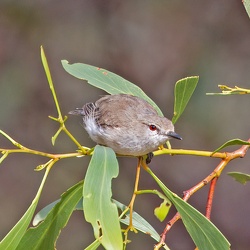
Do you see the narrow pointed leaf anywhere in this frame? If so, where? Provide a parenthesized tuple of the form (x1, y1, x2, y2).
(147, 168, 230, 250)
(16, 181, 83, 250)
(172, 76, 198, 124)
(0, 202, 37, 250)
(35, 198, 169, 249)
(33, 197, 84, 226)
(114, 200, 170, 250)
(228, 172, 250, 185)
(85, 239, 101, 250)
(212, 139, 250, 154)
(33, 200, 60, 226)
(61, 60, 163, 116)
(0, 167, 50, 249)
(243, 0, 250, 19)
(83, 145, 123, 250)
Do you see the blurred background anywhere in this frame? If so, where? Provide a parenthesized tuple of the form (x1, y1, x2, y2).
(1, 0, 250, 249)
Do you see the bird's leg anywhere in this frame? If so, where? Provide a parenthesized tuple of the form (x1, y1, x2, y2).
(146, 152, 154, 164)
(124, 157, 142, 235)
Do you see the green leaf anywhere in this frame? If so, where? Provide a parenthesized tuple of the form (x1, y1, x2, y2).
(61, 60, 163, 116)
(147, 167, 230, 250)
(33, 200, 60, 226)
(33, 198, 83, 226)
(85, 239, 101, 250)
(0, 202, 37, 250)
(172, 76, 199, 124)
(114, 200, 170, 250)
(83, 145, 123, 250)
(212, 139, 250, 154)
(16, 181, 83, 250)
(243, 0, 250, 19)
(154, 200, 171, 222)
(0, 166, 51, 250)
(228, 172, 250, 185)
(35, 198, 169, 249)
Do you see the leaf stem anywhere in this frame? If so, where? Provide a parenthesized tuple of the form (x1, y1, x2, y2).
(41, 46, 63, 121)
(0, 130, 27, 149)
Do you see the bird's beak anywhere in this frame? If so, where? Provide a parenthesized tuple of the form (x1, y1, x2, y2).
(167, 131, 182, 140)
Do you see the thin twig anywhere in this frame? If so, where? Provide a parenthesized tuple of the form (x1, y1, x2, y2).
(159, 139, 250, 245)
(206, 177, 218, 220)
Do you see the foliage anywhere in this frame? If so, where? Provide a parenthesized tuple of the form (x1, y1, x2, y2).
(243, 0, 250, 19)
(0, 45, 250, 250)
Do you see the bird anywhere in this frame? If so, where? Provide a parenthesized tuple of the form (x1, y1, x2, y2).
(69, 94, 182, 157)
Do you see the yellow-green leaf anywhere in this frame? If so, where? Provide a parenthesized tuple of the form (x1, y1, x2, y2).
(154, 200, 171, 222)
(16, 181, 83, 250)
(83, 145, 123, 250)
(172, 76, 198, 124)
(0, 167, 51, 250)
(243, 0, 250, 19)
(61, 60, 163, 116)
(147, 167, 230, 250)
(212, 139, 250, 155)
(228, 172, 250, 185)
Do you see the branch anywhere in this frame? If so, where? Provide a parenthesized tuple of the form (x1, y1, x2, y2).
(159, 138, 250, 245)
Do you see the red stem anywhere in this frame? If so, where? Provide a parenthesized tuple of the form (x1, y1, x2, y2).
(156, 139, 250, 248)
(206, 177, 218, 220)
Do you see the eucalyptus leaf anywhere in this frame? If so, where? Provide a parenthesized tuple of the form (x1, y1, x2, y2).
(172, 76, 198, 124)
(113, 200, 170, 250)
(212, 139, 250, 155)
(16, 181, 83, 250)
(154, 200, 171, 222)
(33, 198, 83, 226)
(147, 167, 230, 250)
(33, 200, 60, 226)
(61, 60, 163, 116)
(35, 197, 169, 249)
(83, 145, 123, 250)
(85, 239, 101, 250)
(243, 0, 250, 19)
(228, 172, 250, 185)
(0, 167, 51, 250)
(0, 201, 38, 250)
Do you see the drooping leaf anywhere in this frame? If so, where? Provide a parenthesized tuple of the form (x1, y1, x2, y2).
(83, 145, 123, 250)
(61, 60, 163, 116)
(212, 139, 250, 155)
(0, 167, 51, 250)
(243, 0, 250, 19)
(114, 200, 170, 250)
(33, 196, 85, 226)
(85, 239, 101, 250)
(0, 202, 37, 250)
(228, 172, 250, 185)
(172, 76, 199, 124)
(33, 200, 60, 226)
(147, 167, 230, 250)
(16, 181, 83, 250)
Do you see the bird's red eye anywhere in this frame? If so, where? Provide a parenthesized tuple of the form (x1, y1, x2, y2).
(149, 125, 157, 131)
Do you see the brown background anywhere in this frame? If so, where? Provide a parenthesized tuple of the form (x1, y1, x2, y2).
(1, 1, 250, 249)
